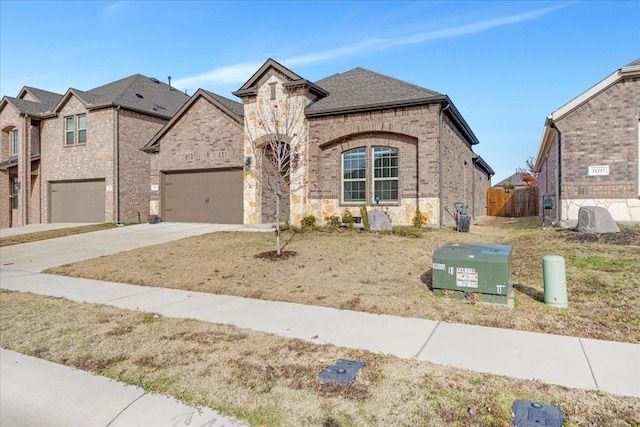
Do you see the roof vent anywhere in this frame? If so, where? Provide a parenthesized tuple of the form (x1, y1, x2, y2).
(150, 77, 160, 83)
(135, 93, 144, 99)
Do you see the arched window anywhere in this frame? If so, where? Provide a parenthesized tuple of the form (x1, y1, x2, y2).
(373, 147, 398, 202)
(342, 148, 366, 202)
(342, 147, 399, 203)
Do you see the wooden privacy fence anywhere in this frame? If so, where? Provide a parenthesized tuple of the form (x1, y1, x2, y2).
(487, 187, 539, 217)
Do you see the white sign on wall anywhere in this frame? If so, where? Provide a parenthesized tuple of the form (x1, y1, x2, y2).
(588, 165, 609, 176)
(151, 184, 159, 191)
(106, 185, 113, 191)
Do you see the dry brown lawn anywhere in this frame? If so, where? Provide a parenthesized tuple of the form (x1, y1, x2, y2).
(2, 291, 639, 427)
(46, 216, 640, 343)
(0, 223, 117, 247)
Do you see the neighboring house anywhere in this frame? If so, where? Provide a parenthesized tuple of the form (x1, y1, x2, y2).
(534, 58, 640, 224)
(493, 173, 528, 190)
(145, 59, 494, 227)
(0, 75, 189, 228)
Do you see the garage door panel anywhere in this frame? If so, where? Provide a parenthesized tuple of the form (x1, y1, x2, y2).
(162, 170, 242, 224)
(50, 180, 105, 223)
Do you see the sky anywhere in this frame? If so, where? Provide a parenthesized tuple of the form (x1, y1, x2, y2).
(1, 1, 638, 182)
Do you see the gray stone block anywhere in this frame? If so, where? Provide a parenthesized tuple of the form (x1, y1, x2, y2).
(576, 206, 620, 233)
(369, 210, 392, 231)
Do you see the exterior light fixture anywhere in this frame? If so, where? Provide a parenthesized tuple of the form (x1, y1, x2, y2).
(244, 157, 252, 169)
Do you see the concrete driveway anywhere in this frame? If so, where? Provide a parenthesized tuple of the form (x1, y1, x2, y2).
(0, 222, 270, 272)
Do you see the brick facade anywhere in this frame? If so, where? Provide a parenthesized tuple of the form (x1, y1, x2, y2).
(148, 94, 244, 216)
(535, 61, 640, 223)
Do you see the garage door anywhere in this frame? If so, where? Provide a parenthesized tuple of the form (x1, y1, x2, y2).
(50, 180, 105, 223)
(162, 169, 243, 223)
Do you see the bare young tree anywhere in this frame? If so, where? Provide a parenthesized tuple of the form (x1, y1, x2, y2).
(244, 87, 307, 255)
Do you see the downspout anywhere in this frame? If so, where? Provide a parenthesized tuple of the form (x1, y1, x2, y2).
(438, 102, 450, 227)
(115, 106, 121, 224)
(21, 115, 28, 226)
(552, 123, 561, 224)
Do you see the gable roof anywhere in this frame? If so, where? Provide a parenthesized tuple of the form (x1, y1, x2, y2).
(493, 172, 525, 188)
(19, 87, 63, 110)
(307, 67, 444, 116)
(1, 86, 63, 118)
(534, 57, 640, 172)
(142, 88, 243, 153)
(233, 58, 328, 99)
(54, 74, 189, 119)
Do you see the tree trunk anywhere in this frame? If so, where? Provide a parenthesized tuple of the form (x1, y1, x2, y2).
(275, 182, 281, 255)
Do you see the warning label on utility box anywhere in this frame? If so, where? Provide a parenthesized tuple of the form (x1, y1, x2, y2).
(456, 267, 478, 288)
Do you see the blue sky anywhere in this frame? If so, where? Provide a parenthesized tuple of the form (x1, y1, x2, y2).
(1, 1, 638, 182)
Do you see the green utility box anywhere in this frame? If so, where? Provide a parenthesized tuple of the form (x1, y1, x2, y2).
(432, 243, 513, 306)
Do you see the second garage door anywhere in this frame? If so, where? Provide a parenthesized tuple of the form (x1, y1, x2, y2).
(162, 169, 243, 223)
(50, 180, 106, 223)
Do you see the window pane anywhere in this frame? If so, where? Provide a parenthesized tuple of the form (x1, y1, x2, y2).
(11, 178, 19, 209)
(66, 117, 75, 131)
(77, 114, 86, 129)
(373, 147, 398, 202)
(343, 148, 366, 202)
(344, 181, 366, 202)
(11, 130, 18, 155)
(78, 129, 87, 144)
(66, 131, 75, 145)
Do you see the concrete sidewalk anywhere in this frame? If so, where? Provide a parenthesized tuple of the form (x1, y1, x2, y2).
(1, 348, 245, 427)
(2, 268, 639, 399)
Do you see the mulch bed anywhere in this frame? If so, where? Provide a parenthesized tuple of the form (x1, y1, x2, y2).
(254, 250, 298, 261)
(563, 229, 640, 245)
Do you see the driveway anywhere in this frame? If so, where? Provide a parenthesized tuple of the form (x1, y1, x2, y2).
(0, 222, 270, 272)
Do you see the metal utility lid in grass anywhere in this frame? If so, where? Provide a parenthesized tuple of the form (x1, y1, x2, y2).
(512, 399, 563, 427)
(318, 359, 365, 385)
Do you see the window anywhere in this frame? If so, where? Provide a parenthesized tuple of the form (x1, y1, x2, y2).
(65, 114, 87, 145)
(342, 148, 366, 202)
(78, 114, 87, 143)
(11, 177, 19, 209)
(373, 147, 398, 202)
(10, 129, 18, 155)
(342, 147, 399, 204)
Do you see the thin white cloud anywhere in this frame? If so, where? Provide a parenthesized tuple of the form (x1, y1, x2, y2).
(103, 1, 128, 21)
(171, 62, 263, 92)
(172, 3, 570, 92)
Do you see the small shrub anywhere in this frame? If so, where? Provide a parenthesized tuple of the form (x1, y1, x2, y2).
(360, 206, 370, 232)
(341, 210, 355, 228)
(412, 207, 427, 228)
(301, 215, 317, 228)
(325, 215, 341, 230)
(393, 226, 423, 238)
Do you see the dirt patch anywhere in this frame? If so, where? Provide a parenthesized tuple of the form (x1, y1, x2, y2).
(44, 217, 640, 343)
(564, 229, 640, 245)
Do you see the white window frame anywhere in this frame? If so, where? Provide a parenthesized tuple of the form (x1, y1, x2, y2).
(372, 147, 399, 202)
(65, 114, 87, 146)
(342, 148, 367, 203)
(10, 129, 19, 156)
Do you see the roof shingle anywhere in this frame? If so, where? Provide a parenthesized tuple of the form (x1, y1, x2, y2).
(307, 68, 443, 115)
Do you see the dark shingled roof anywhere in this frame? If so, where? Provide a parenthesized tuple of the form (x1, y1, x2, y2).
(71, 74, 190, 119)
(624, 58, 640, 67)
(201, 89, 244, 117)
(307, 68, 443, 115)
(22, 87, 63, 110)
(3, 97, 54, 116)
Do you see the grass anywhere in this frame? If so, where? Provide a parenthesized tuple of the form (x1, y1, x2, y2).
(2, 290, 639, 427)
(45, 216, 640, 343)
(0, 223, 118, 247)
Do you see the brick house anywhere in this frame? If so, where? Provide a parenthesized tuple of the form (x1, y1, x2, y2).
(145, 59, 494, 227)
(0, 74, 189, 228)
(534, 58, 640, 224)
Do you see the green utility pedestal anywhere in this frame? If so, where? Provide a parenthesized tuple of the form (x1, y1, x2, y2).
(432, 243, 513, 306)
